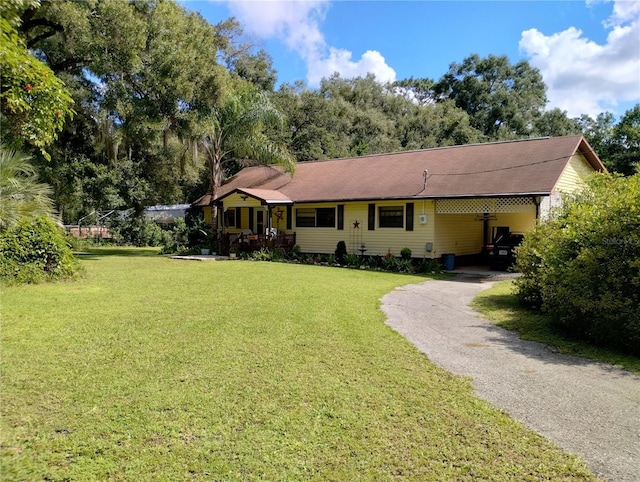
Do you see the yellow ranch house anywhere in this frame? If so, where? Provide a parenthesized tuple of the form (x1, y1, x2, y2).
(192, 136, 606, 266)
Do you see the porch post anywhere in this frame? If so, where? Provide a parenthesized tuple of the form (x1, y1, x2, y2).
(220, 201, 225, 235)
(266, 205, 273, 249)
(219, 201, 226, 255)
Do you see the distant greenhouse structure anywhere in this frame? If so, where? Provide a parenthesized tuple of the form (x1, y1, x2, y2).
(143, 204, 191, 225)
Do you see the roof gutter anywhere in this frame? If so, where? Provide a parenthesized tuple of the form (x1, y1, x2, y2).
(290, 192, 552, 204)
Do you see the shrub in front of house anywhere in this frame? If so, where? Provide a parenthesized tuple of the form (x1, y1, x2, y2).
(0, 215, 80, 284)
(110, 216, 169, 247)
(159, 217, 189, 254)
(335, 241, 347, 263)
(416, 258, 442, 274)
(243, 247, 442, 277)
(291, 244, 302, 259)
(382, 255, 414, 274)
(160, 217, 221, 256)
(366, 255, 381, 270)
(343, 253, 361, 268)
(514, 173, 640, 355)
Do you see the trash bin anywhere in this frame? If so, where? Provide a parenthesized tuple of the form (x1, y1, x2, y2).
(442, 253, 455, 271)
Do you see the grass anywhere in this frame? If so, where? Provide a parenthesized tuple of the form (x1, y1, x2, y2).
(472, 280, 640, 375)
(1, 248, 599, 480)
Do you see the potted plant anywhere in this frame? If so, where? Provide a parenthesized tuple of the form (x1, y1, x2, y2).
(198, 230, 218, 256)
(197, 228, 211, 255)
(229, 246, 238, 259)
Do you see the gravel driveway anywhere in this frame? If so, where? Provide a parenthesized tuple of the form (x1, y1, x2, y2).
(381, 275, 640, 482)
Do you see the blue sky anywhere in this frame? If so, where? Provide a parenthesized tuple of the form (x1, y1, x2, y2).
(185, 0, 640, 118)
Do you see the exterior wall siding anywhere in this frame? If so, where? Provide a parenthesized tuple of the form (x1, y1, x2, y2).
(539, 193, 561, 219)
(488, 213, 537, 237)
(537, 153, 595, 220)
(293, 201, 436, 257)
(434, 199, 536, 256)
(272, 207, 288, 232)
(434, 214, 483, 256)
(211, 196, 537, 258)
(553, 153, 594, 193)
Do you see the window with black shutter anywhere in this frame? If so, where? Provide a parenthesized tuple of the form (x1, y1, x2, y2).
(406, 203, 414, 231)
(379, 206, 403, 228)
(368, 204, 375, 230)
(296, 208, 316, 227)
(295, 207, 336, 227)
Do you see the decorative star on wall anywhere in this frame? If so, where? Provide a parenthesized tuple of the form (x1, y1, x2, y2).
(353, 220, 360, 229)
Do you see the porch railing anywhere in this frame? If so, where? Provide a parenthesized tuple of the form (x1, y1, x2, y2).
(221, 232, 296, 255)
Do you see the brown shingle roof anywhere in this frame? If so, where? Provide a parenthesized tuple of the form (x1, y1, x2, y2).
(192, 136, 605, 206)
(218, 188, 293, 204)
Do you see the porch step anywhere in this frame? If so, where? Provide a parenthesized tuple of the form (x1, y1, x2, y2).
(169, 255, 234, 261)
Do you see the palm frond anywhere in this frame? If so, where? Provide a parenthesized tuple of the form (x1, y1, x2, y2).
(189, 86, 297, 214)
(0, 145, 57, 230)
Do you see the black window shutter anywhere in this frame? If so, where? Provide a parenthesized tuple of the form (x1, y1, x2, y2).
(337, 205, 344, 230)
(235, 207, 241, 228)
(286, 205, 292, 230)
(368, 204, 375, 230)
(248, 208, 254, 231)
(406, 203, 414, 231)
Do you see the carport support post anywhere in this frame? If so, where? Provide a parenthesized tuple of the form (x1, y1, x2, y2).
(483, 214, 489, 245)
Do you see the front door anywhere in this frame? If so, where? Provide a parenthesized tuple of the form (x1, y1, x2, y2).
(257, 211, 264, 235)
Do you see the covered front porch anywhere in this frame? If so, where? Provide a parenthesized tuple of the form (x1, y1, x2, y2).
(216, 187, 296, 255)
(221, 231, 296, 254)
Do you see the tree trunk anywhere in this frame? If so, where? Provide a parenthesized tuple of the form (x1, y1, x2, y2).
(208, 153, 224, 233)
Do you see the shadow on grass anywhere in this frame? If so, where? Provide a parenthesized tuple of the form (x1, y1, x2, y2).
(473, 291, 528, 317)
(74, 247, 161, 260)
(473, 281, 640, 375)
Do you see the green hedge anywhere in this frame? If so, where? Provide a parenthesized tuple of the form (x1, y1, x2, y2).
(109, 216, 169, 247)
(0, 216, 79, 284)
(514, 173, 640, 355)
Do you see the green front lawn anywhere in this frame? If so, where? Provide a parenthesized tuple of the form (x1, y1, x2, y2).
(1, 249, 598, 480)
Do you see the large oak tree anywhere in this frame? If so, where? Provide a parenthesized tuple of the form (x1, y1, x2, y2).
(435, 54, 547, 139)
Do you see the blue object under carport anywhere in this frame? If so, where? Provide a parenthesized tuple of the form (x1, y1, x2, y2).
(442, 253, 455, 271)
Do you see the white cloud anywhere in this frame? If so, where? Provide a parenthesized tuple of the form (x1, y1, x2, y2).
(307, 47, 396, 85)
(519, 0, 640, 117)
(605, 0, 640, 25)
(224, 0, 396, 85)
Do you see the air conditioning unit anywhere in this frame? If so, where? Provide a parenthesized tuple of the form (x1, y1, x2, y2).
(419, 214, 428, 224)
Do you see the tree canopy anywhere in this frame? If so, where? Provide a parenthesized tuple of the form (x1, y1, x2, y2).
(0, 2, 74, 160)
(578, 106, 640, 175)
(434, 54, 547, 139)
(3, 0, 637, 228)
